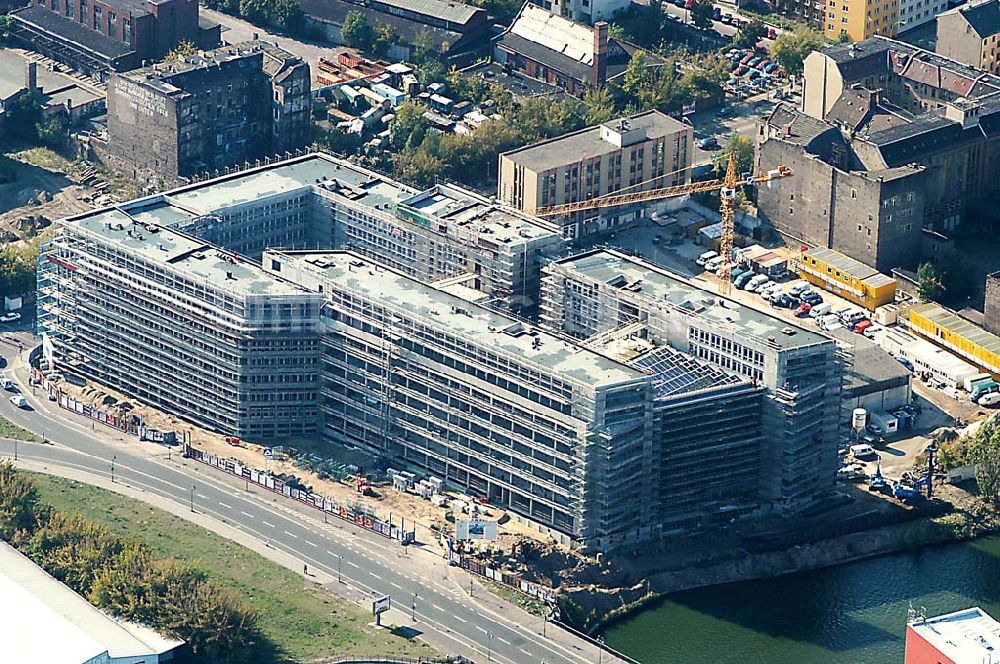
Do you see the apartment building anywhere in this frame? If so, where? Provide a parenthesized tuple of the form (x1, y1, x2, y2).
(899, 0, 947, 33)
(499, 110, 692, 239)
(10, 0, 219, 78)
(759, 37, 1000, 272)
(37, 212, 325, 440)
(936, 0, 1000, 74)
(102, 41, 310, 184)
(769, 0, 897, 41)
(541, 249, 842, 510)
(263, 249, 657, 550)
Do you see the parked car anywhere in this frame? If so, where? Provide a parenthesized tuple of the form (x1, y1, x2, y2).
(801, 292, 824, 305)
(9, 394, 28, 409)
(698, 136, 719, 150)
(795, 303, 812, 317)
(773, 294, 798, 309)
(0, 312, 20, 323)
(853, 319, 873, 334)
(712, 6, 722, 19)
(721, 13, 733, 23)
(740, 53, 754, 65)
(734, 272, 754, 289)
(767, 27, 777, 39)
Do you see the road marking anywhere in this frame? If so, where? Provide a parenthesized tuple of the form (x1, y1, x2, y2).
(476, 625, 488, 633)
(283, 530, 298, 539)
(346, 560, 360, 569)
(218, 501, 232, 509)
(391, 582, 402, 590)
(241, 511, 253, 518)
(197, 493, 209, 500)
(262, 521, 275, 528)
(304, 540, 317, 547)
(432, 604, 443, 611)
(452, 614, 468, 623)
(497, 636, 511, 645)
(369, 571, 382, 580)
(519, 648, 531, 656)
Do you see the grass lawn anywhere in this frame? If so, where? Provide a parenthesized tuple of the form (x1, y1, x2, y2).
(0, 414, 40, 442)
(27, 472, 439, 663)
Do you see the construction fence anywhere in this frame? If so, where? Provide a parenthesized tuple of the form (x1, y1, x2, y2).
(183, 443, 416, 545)
(30, 367, 153, 437)
(441, 534, 556, 604)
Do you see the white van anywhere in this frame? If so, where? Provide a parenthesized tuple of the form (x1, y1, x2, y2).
(696, 250, 718, 266)
(818, 314, 842, 330)
(745, 274, 769, 291)
(979, 392, 1000, 407)
(705, 256, 724, 272)
(810, 302, 833, 318)
(850, 443, 877, 459)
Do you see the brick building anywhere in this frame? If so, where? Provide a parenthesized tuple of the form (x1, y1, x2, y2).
(757, 37, 1000, 272)
(494, 5, 657, 97)
(101, 41, 310, 183)
(10, 0, 219, 78)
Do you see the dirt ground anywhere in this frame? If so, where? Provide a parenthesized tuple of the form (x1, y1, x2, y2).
(0, 148, 139, 247)
(51, 373, 553, 553)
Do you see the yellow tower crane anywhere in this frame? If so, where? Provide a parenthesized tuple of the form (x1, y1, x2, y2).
(534, 153, 794, 294)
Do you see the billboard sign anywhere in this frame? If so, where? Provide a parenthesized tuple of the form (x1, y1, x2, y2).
(456, 518, 497, 541)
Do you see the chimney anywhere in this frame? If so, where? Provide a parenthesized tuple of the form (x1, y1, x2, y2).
(25, 61, 36, 95)
(593, 21, 609, 87)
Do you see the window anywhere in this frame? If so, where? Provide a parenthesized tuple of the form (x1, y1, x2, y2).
(123, 17, 130, 42)
(851, 188, 857, 198)
(108, 10, 115, 35)
(93, 5, 101, 30)
(79, 0, 86, 22)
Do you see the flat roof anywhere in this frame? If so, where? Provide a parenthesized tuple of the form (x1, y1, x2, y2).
(875, 326, 979, 375)
(502, 110, 689, 172)
(804, 246, 896, 288)
(0, 49, 102, 105)
(909, 607, 1000, 663)
(825, 327, 910, 388)
(0, 541, 182, 663)
(275, 250, 645, 387)
(73, 153, 416, 228)
(71, 211, 307, 296)
(553, 249, 830, 350)
(910, 302, 1000, 355)
(398, 183, 559, 242)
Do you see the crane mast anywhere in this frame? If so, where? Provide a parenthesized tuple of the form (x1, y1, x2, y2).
(533, 154, 793, 293)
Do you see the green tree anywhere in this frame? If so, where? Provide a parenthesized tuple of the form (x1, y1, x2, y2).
(968, 416, 1000, 504)
(0, 244, 37, 297)
(4, 90, 42, 143)
(735, 19, 768, 49)
(162, 40, 197, 62)
(771, 26, 826, 76)
(0, 463, 46, 542)
(916, 261, 945, 301)
(714, 133, 754, 177)
(372, 24, 398, 57)
(690, 0, 714, 29)
(341, 11, 374, 51)
(389, 100, 431, 151)
(621, 51, 650, 98)
(583, 86, 618, 125)
(36, 116, 65, 149)
(272, 0, 304, 32)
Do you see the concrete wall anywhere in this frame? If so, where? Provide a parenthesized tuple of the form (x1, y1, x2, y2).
(986, 272, 1000, 335)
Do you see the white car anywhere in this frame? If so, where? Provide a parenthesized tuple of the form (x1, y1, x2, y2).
(751, 280, 775, 294)
(760, 286, 778, 300)
(979, 392, 1000, 407)
(9, 395, 27, 408)
(0, 312, 20, 323)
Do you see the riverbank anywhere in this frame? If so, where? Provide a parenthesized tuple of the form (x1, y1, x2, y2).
(559, 492, 1000, 635)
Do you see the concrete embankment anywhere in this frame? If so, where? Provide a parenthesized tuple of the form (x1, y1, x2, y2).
(560, 504, 999, 634)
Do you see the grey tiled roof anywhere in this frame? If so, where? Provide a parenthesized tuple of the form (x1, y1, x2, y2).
(12, 5, 134, 60)
(954, 0, 1000, 38)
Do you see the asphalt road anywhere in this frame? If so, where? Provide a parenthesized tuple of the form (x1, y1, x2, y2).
(0, 343, 612, 664)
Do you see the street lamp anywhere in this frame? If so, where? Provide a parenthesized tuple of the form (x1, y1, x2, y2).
(13, 437, 17, 461)
(486, 631, 493, 662)
(598, 635, 605, 664)
(110, 455, 116, 483)
(411, 592, 417, 622)
(190, 485, 195, 512)
(334, 553, 342, 583)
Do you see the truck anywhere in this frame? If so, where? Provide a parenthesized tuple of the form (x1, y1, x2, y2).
(964, 373, 993, 393)
(970, 380, 1000, 402)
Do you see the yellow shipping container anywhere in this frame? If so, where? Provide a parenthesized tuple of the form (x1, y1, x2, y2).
(908, 303, 1000, 375)
(798, 247, 896, 311)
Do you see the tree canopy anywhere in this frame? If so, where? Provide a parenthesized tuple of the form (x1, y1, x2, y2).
(770, 26, 826, 76)
(690, 0, 714, 29)
(0, 464, 271, 664)
(341, 11, 375, 51)
(735, 19, 768, 50)
(714, 133, 755, 177)
(0, 243, 37, 298)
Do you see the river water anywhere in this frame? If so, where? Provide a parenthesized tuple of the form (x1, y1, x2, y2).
(603, 535, 1000, 663)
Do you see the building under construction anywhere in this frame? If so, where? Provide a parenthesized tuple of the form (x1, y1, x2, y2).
(80, 152, 566, 317)
(541, 249, 843, 510)
(37, 213, 325, 440)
